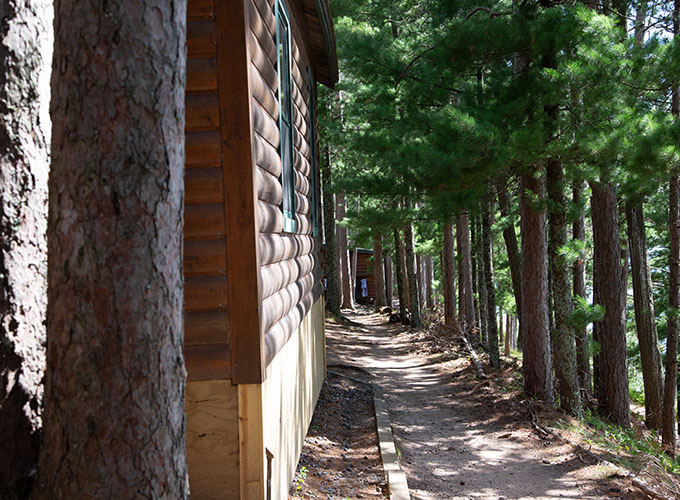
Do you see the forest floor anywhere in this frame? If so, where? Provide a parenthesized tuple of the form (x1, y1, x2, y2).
(290, 306, 679, 500)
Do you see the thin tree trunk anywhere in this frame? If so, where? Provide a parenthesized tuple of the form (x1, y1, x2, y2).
(626, 202, 663, 430)
(36, 1, 188, 496)
(337, 193, 354, 310)
(352, 246, 359, 303)
(664, 172, 679, 453)
(457, 212, 475, 329)
(572, 181, 591, 398)
(416, 254, 424, 310)
(321, 146, 341, 317)
(443, 222, 457, 327)
(0, 3, 51, 497)
(373, 233, 387, 309)
(663, 6, 680, 449)
(497, 181, 524, 351)
(400, 228, 410, 312)
(591, 181, 630, 427)
(505, 312, 511, 355)
(385, 254, 393, 308)
(394, 229, 408, 324)
(335, 195, 344, 305)
(482, 189, 500, 367)
(405, 221, 421, 327)
(475, 213, 488, 344)
(520, 168, 553, 403)
(425, 256, 434, 309)
(547, 160, 581, 415)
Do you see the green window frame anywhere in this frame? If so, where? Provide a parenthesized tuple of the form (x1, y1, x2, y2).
(307, 67, 320, 237)
(276, 0, 296, 233)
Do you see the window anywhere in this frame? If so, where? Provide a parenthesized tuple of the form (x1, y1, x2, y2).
(307, 67, 320, 237)
(276, 0, 296, 233)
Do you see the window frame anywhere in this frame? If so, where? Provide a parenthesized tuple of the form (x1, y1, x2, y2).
(275, 0, 297, 233)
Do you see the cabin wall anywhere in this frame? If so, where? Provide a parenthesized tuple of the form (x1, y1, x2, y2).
(248, 0, 324, 366)
(262, 297, 325, 500)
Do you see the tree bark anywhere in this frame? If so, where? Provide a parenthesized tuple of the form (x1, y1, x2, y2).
(626, 202, 663, 430)
(394, 229, 407, 323)
(373, 233, 387, 309)
(547, 160, 581, 415)
(663, 5, 680, 449)
(572, 181, 591, 398)
(482, 189, 500, 367)
(385, 254, 393, 308)
(425, 255, 434, 309)
(35, 1, 188, 497)
(416, 254, 424, 310)
(591, 181, 630, 427)
(497, 181, 523, 349)
(520, 168, 553, 403)
(0, 2, 51, 497)
(664, 172, 679, 453)
(321, 147, 341, 317)
(443, 222, 457, 327)
(405, 221, 421, 327)
(337, 193, 354, 310)
(474, 213, 488, 344)
(457, 212, 475, 329)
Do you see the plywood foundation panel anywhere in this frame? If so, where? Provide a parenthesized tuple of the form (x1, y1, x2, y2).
(186, 380, 240, 500)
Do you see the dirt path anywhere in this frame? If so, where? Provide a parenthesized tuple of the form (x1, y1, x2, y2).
(326, 309, 638, 500)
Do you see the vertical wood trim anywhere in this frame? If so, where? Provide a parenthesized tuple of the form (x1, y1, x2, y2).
(238, 384, 266, 500)
(215, 0, 264, 383)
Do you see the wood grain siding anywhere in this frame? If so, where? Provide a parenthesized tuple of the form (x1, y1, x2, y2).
(184, 0, 231, 382)
(246, 0, 324, 369)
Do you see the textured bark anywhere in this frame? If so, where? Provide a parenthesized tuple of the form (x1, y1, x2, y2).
(385, 254, 393, 308)
(590, 181, 630, 427)
(457, 212, 475, 329)
(664, 171, 679, 453)
(547, 160, 581, 415)
(505, 312, 511, 355)
(373, 233, 386, 309)
(474, 214, 487, 343)
(664, 11, 680, 448)
(425, 255, 434, 309)
(404, 221, 421, 327)
(337, 193, 354, 310)
(416, 254, 424, 310)
(35, 1, 188, 497)
(394, 230, 407, 322)
(626, 202, 663, 430)
(572, 182, 591, 398)
(497, 182, 523, 349)
(482, 190, 500, 367)
(321, 147, 341, 317)
(520, 169, 553, 403)
(443, 222, 457, 327)
(0, 2, 51, 497)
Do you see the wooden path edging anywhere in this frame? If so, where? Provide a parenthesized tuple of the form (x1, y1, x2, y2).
(372, 384, 411, 500)
(326, 367, 411, 500)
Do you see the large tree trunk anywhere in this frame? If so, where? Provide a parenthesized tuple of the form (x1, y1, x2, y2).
(0, 2, 51, 497)
(572, 181, 591, 398)
(497, 181, 523, 350)
(337, 193, 354, 310)
(591, 181, 630, 427)
(321, 147, 341, 317)
(457, 212, 475, 329)
(385, 254, 393, 308)
(663, 7, 680, 450)
(482, 190, 500, 367)
(404, 221, 421, 327)
(626, 202, 664, 430)
(547, 160, 581, 415)
(443, 222, 457, 327)
(35, 1, 188, 497)
(520, 168, 553, 403)
(373, 233, 387, 309)
(394, 229, 408, 323)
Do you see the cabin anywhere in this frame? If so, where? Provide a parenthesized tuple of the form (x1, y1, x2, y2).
(183, 1, 337, 499)
(353, 248, 376, 304)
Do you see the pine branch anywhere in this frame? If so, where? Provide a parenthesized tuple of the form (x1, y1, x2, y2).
(464, 6, 511, 22)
